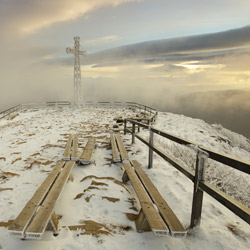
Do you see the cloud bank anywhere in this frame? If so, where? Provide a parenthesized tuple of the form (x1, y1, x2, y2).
(163, 90, 250, 138)
(0, 0, 137, 34)
(81, 25, 250, 66)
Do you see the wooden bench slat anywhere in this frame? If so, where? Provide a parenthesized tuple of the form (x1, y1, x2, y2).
(123, 162, 168, 234)
(79, 137, 96, 164)
(71, 134, 78, 160)
(115, 134, 129, 162)
(62, 134, 73, 160)
(110, 133, 120, 162)
(132, 160, 186, 237)
(8, 161, 64, 237)
(25, 161, 75, 238)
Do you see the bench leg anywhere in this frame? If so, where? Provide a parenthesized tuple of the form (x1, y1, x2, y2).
(135, 209, 151, 232)
(122, 170, 129, 183)
(46, 212, 59, 236)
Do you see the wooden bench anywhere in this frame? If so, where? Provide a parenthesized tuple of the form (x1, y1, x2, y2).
(77, 137, 96, 165)
(110, 133, 129, 163)
(110, 133, 186, 237)
(71, 134, 78, 161)
(112, 124, 120, 133)
(8, 161, 75, 239)
(62, 134, 78, 161)
(122, 160, 187, 237)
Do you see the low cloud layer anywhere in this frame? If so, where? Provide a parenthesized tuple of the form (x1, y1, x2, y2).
(82, 78, 250, 138)
(80, 25, 250, 66)
(162, 90, 250, 138)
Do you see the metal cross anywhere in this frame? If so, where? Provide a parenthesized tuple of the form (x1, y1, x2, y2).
(66, 36, 86, 106)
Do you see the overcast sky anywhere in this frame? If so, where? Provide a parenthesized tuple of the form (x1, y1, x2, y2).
(0, 0, 250, 137)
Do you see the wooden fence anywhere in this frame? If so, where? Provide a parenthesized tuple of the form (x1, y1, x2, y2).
(0, 101, 158, 124)
(0, 105, 22, 120)
(85, 101, 158, 121)
(124, 118, 250, 228)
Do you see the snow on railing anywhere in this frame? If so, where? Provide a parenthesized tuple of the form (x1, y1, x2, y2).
(124, 118, 250, 229)
(0, 101, 158, 124)
(0, 105, 22, 119)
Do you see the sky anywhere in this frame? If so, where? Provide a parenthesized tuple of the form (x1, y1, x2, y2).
(0, 0, 250, 137)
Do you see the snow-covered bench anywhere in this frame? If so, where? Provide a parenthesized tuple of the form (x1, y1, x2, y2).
(110, 133, 129, 163)
(110, 134, 186, 237)
(8, 161, 75, 239)
(62, 134, 78, 161)
(122, 160, 187, 237)
(77, 137, 96, 165)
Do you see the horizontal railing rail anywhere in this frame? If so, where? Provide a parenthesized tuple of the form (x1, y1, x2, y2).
(0, 104, 22, 119)
(85, 101, 158, 123)
(124, 118, 250, 228)
(1, 101, 158, 125)
(126, 119, 250, 175)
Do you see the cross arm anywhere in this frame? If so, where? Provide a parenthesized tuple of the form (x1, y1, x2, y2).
(66, 47, 86, 56)
(66, 47, 74, 54)
(79, 51, 86, 56)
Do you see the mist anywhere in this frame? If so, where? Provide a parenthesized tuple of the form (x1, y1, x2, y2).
(1, 25, 250, 140)
(82, 79, 250, 138)
(157, 90, 250, 139)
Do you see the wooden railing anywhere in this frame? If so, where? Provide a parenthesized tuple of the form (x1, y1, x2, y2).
(124, 118, 250, 228)
(0, 102, 71, 119)
(85, 101, 158, 123)
(46, 101, 71, 106)
(1, 101, 158, 126)
(0, 105, 22, 120)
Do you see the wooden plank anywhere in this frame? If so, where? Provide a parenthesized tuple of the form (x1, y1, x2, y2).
(133, 134, 195, 182)
(78, 137, 96, 165)
(123, 162, 168, 235)
(8, 161, 64, 238)
(151, 126, 250, 174)
(127, 118, 250, 175)
(200, 146, 250, 175)
(200, 181, 250, 225)
(115, 134, 129, 162)
(71, 134, 78, 160)
(25, 161, 75, 239)
(62, 134, 73, 161)
(132, 160, 186, 237)
(110, 133, 120, 163)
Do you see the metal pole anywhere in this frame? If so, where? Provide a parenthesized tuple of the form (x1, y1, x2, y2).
(148, 129, 154, 169)
(190, 149, 209, 228)
(124, 120, 127, 135)
(132, 123, 135, 144)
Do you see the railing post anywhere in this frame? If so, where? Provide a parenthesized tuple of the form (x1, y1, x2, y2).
(132, 122, 135, 144)
(148, 129, 154, 169)
(124, 119, 127, 135)
(190, 149, 209, 228)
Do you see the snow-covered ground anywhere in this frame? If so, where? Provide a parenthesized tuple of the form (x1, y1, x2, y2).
(0, 107, 250, 250)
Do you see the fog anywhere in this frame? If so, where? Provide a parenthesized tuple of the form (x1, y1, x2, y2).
(157, 90, 250, 139)
(1, 67, 250, 139)
(1, 25, 250, 139)
(81, 78, 250, 138)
